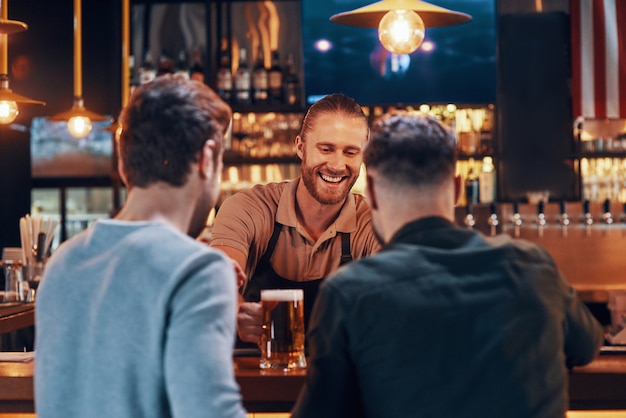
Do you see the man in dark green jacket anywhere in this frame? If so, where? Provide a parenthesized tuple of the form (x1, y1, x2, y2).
(292, 111, 604, 418)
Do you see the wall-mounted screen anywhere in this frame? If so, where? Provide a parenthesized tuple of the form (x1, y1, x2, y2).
(301, 0, 496, 106)
(31, 118, 113, 178)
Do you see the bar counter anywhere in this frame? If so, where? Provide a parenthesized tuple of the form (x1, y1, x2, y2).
(0, 304, 35, 335)
(1, 354, 625, 413)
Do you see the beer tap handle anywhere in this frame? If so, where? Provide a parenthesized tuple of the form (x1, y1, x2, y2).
(583, 200, 593, 223)
(601, 199, 613, 238)
(536, 200, 546, 237)
(619, 203, 626, 238)
(602, 198, 613, 225)
(464, 204, 475, 230)
(583, 199, 593, 236)
(488, 202, 498, 236)
(512, 201, 522, 238)
(559, 200, 570, 236)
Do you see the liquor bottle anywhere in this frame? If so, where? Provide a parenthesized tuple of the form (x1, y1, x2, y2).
(215, 47, 233, 103)
(267, 50, 283, 104)
(251, 46, 268, 104)
(465, 159, 480, 205)
(189, 49, 205, 83)
(174, 49, 190, 80)
(234, 48, 251, 105)
(138, 50, 156, 85)
(479, 156, 496, 203)
(283, 52, 300, 106)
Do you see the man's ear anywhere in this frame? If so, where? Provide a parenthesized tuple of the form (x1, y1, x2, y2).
(199, 139, 217, 179)
(453, 174, 462, 205)
(365, 174, 379, 211)
(117, 154, 128, 186)
(295, 135, 304, 160)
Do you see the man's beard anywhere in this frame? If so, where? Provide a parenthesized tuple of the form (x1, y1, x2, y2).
(300, 163, 358, 205)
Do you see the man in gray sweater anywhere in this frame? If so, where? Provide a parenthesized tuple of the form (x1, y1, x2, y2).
(35, 75, 246, 418)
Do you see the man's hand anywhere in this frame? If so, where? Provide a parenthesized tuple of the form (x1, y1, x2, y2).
(237, 301, 263, 343)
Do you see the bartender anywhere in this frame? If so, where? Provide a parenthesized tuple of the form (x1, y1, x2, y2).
(210, 93, 381, 344)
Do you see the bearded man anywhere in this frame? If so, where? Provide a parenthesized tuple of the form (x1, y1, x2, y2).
(210, 93, 380, 344)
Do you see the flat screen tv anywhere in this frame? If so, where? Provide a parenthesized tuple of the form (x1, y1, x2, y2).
(301, 0, 497, 106)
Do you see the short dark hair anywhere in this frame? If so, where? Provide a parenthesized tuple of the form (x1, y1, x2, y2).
(298, 93, 368, 142)
(118, 74, 232, 188)
(364, 111, 457, 187)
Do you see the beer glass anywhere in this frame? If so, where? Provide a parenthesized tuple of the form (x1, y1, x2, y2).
(259, 289, 306, 370)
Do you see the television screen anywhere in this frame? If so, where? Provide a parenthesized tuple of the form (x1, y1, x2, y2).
(301, 0, 497, 106)
(31, 117, 114, 178)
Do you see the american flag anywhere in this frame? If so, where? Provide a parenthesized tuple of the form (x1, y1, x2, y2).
(571, 0, 626, 119)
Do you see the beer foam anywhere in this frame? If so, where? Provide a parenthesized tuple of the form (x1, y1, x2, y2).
(261, 289, 303, 301)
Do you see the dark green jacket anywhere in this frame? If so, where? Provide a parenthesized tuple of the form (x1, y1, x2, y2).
(293, 216, 604, 418)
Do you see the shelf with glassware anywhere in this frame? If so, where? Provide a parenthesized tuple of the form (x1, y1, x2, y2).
(219, 110, 302, 201)
(218, 104, 497, 207)
(575, 118, 626, 204)
(361, 103, 496, 207)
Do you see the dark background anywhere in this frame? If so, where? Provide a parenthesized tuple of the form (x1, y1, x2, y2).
(0, 0, 121, 251)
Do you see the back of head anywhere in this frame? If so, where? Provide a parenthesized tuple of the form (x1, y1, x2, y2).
(298, 93, 367, 141)
(365, 111, 457, 188)
(118, 74, 232, 188)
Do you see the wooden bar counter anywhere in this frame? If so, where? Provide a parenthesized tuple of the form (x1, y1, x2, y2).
(0, 304, 35, 336)
(1, 354, 625, 413)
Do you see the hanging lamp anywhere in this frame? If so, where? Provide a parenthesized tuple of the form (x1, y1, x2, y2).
(48, 0, 110, 138)
(330, 0, 471, 55)
(0, 0, 45, 125)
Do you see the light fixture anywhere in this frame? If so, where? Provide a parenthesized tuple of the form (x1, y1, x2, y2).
(48, 0, 110, 138)
(330, 0, 471, 55)
(0, 0, 45, 125)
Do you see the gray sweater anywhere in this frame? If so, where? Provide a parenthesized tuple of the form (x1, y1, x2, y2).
(35, 219, 246, 418)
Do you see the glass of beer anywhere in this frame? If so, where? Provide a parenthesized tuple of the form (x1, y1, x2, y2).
(259, 289, 307, 370)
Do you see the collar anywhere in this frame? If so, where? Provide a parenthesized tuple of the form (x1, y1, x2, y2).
(275, 177, 358, 233)
(389, 216, 457, 245)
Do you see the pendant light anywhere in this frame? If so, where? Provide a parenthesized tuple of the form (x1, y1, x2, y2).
(0, 0, 45, 125)
(330, 0, 471, 55)
(48, 0, 110, 138)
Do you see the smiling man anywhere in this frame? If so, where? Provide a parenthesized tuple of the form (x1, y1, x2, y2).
(210, 93, 381, 344)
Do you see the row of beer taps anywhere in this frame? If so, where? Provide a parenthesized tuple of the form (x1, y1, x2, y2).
(463, 199, 626, 237)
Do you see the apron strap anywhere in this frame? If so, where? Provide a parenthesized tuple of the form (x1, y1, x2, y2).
(340, 232, 353, 266)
